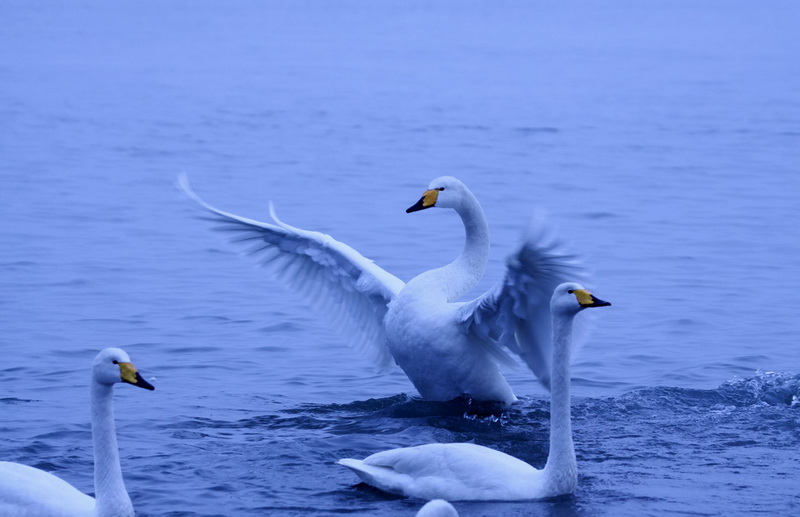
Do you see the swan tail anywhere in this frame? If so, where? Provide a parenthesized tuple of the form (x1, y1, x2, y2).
(338, 459, 407, 495)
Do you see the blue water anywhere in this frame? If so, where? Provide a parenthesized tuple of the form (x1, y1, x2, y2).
(1, 1, 799, 515)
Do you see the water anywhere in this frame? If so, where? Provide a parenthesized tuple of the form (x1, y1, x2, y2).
(1, 1, 799, 515)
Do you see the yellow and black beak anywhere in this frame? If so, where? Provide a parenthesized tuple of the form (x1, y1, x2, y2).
(119, 362, 155, 391)
(573, 289, 611, 308)
(406, 189, 440, 213)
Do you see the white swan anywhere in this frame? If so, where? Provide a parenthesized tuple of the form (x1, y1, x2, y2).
(180, 175, 587, 404)
(416, 499, 459, 516)
(338, 283, 610, 501)
(0, 348, 154, 517)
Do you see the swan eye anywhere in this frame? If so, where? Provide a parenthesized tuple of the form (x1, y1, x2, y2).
(436, 187, 445, 191)
(567, 289, 574, 294)
(112, 360, 119, 364)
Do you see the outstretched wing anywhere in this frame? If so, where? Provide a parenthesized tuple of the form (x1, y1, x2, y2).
(179, 175, 405, 369)
(458, 214, 589, 389)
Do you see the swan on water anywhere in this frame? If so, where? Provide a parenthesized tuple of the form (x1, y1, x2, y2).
(180, 175, 588, 405)
(338, 283, 610, 501)
(0, 348, 154, 517)
(416, 499, 459, 516)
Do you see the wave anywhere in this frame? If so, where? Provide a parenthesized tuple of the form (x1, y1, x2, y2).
(77, 372, 800, 516)
(717, 371, 800, 407)
(164, 372, 800, 440)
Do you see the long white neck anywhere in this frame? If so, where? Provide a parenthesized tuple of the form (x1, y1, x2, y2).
(90, 382, 133, 517)
(410, 190, 489, 301)
(542, 311, 577, 494)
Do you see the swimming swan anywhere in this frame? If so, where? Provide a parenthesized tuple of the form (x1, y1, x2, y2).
(180, 175, 586, 404)
(338, 283, 610, 501)
(416, 499, 459, 516)
(0, 348, 154, 517)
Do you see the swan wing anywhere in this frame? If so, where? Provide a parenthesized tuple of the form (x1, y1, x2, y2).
(458, 214, 589, 389)
(0, 461, 94, 516)
(339, 443, 536, 500)
(179, 175, 405, 369)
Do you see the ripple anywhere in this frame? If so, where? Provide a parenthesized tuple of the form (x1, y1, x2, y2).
(180, 315, 236, 322)
(1, 260, 36, 267)
(579, 211, 619, 220)
(514, 126, 559, 135)
(258, 322, 302, 333)
(167, 346, 223, 354)
(1, 397, 37, 404)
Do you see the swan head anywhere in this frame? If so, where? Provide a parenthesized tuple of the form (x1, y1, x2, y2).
(416, 499, 459, 517)
(406, 176, 471, 213)
(551, 282, 611, 316)
(92, 348, 155, 390)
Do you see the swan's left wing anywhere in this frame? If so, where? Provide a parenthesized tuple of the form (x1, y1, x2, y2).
(458, 215, 589, 390)
(339, 443, 535, 498)
(179, 175, 405, 369)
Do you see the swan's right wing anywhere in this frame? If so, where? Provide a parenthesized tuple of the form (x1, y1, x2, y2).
(458, 214, 590, 389)
(180, 175, 405, 369)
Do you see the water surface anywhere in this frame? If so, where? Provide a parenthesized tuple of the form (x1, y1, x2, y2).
(1, 1, 799, 515)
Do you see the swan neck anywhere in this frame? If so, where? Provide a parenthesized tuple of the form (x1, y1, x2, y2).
(543, 311, 577, 491)
(91, 381, 133, 516)
(441, 192, 489, 300)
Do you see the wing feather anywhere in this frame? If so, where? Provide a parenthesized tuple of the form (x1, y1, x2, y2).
(459, 213, 590, 389)
(179, 175, 405, 369)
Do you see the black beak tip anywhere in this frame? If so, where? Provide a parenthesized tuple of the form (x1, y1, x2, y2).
(131, 371, 155, 391)
(406, 196, 427, 213)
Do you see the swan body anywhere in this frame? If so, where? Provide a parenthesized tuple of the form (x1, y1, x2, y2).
(385, 177, 513, 404)
(416, 499, 459, 517)
(0, 348, 154, 517)
(181, 175, 587, 404)
(338, 283, 610, 500)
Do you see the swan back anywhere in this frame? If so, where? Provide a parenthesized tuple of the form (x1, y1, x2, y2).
(0, 462, 94, 517)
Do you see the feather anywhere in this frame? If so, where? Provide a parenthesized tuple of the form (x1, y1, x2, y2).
(179, 174, 404, 370)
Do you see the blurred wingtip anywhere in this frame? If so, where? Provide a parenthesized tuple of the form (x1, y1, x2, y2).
(176, 172, 192, 195)
(517, 210, 592, 286)
(268, 201, 279, 223)
(176, 173, 199, 200)
(176, 174, 222, 216)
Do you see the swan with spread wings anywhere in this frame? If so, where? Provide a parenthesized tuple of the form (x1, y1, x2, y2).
(180, 175, 586, 405)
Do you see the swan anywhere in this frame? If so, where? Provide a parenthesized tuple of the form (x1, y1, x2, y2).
(180, 175, 587, 404)
(338, 283, 609, 500)
(415, 499, 459, 516)
(0, 348, 154, 517)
